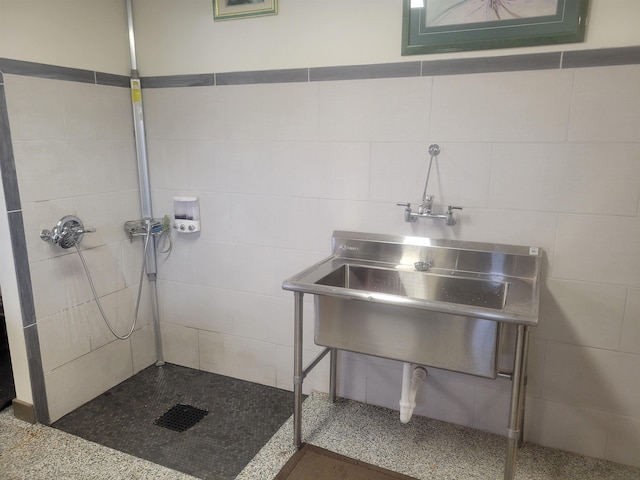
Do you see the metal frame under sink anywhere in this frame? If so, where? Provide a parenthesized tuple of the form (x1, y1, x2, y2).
(282, 231, 543, 480)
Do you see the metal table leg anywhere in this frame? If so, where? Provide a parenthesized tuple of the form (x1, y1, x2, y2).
(517, 327, 530, 446)
(329, 348, 337, 403)
(293, 292, 304, 448)
(504, 324, 528, 480)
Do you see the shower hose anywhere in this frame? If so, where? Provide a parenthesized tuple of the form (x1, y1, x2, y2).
(74, 228, 151, 340)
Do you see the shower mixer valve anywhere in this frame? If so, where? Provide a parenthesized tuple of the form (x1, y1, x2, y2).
(40, 215, 95, 249)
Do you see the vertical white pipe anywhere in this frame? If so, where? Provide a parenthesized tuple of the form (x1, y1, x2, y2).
(125, 0, 163, 365)
(126, 0, 138, 72)
(399, 363, 427, 424)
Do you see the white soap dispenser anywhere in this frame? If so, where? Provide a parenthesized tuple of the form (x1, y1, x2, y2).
(173, 196, 200, 233)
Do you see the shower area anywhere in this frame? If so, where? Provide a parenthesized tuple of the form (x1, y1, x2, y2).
(0, 2, 306, 478)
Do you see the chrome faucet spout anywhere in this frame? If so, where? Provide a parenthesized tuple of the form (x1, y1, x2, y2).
(418, 195, 434, 215)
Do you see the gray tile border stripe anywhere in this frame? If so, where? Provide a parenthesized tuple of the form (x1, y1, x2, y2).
(310, 62, 421, 82)
(96, 72, 130, 88)
(23, 323, 50, 424)
(2, 46, 640, 89)
(422, 52, 562, 76)
(7, 211, 36, 328)
(5, 211, 48, 422)
(562, 46, 640, 68)
(141, 73, 215, 88)
(216, 68, 308, 85)
(0, 58, 95, 84)
(0, 84, 21, 212)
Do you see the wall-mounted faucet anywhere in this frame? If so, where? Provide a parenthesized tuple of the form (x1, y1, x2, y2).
(398, 203, 463, 225)
(397, 144, 462, 226)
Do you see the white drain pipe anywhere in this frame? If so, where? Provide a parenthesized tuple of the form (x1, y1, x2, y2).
(399, 363, 427, 424)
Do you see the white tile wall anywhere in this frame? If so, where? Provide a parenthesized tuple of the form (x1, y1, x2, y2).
(225, 83, 319, 142)
(370, 142, 492, 208)
(318, 78, 431, 142)
(6, 62, 640, 466)
(430, 69, 574, 142)
(604, 414, 640, 467)
(542, 342, 640, 418)
(37, 305, 92, 371)
(144, 64, 640, 467)
(568, 65, 640, 143)
(621, 288, 640, 354)
(524, 397, 609, 459)
(490, 143, 640, 215)
(198, 330, 277, 385)
(130, 324, 158, 374)
(44, 339, 134, 422)
(553, 214, 640, 286)
(160, 322, 199, 369)
(4, 75, 66, 141)
(537, 279, 627, 350)
(4, 75, 154, 422)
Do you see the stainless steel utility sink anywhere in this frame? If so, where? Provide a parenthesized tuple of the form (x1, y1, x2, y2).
(283, 231, 542, 378)
(315, 265, 508, 310)
(283, 231, 543, 480)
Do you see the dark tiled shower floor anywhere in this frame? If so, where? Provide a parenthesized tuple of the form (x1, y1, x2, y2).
(52, 363, 297, 480)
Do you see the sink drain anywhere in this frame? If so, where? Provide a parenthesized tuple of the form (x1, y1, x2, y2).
(154, 404, 208, 432)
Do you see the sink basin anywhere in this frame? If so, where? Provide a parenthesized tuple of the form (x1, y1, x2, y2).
(316, 265, 508, 310)
(283, 231, 542, 378)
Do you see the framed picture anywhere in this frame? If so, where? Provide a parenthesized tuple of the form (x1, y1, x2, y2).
(213, 0, 278, 21)
(402, 0, 589, 55)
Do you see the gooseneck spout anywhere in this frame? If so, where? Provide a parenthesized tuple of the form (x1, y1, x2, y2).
(420, 144, 440, 207)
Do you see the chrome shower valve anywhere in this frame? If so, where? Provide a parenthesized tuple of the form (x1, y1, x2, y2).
(40, 215, 95, 249)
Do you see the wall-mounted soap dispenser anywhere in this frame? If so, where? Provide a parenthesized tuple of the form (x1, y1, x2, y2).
(173, 196, 200, 233)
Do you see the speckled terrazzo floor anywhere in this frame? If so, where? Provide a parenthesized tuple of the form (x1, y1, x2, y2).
(0, 405, 198, 480)
(2, 381, 639, 480)
(238, 392, 640, 480)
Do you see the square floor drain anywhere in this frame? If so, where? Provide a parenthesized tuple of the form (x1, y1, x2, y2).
(154, 404, 208, 432)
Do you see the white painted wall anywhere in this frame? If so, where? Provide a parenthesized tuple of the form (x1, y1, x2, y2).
(132, 0, 640, 75)
(0, 0, 131, 75)
(1, 1, 639, 76)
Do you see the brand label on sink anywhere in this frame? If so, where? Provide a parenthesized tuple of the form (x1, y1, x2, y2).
(529, 246, 539, 256)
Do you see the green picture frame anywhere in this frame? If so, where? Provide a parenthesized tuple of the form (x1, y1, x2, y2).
(213, 0, 278, 21)
(402, 0, 590, 55)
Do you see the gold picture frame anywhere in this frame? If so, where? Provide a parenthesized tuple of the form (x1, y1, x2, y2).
(213, 0, 278, 21)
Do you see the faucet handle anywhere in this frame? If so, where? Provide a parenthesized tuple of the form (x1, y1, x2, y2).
(396, 203, 416, 223)
(445, 206, 462, 226)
